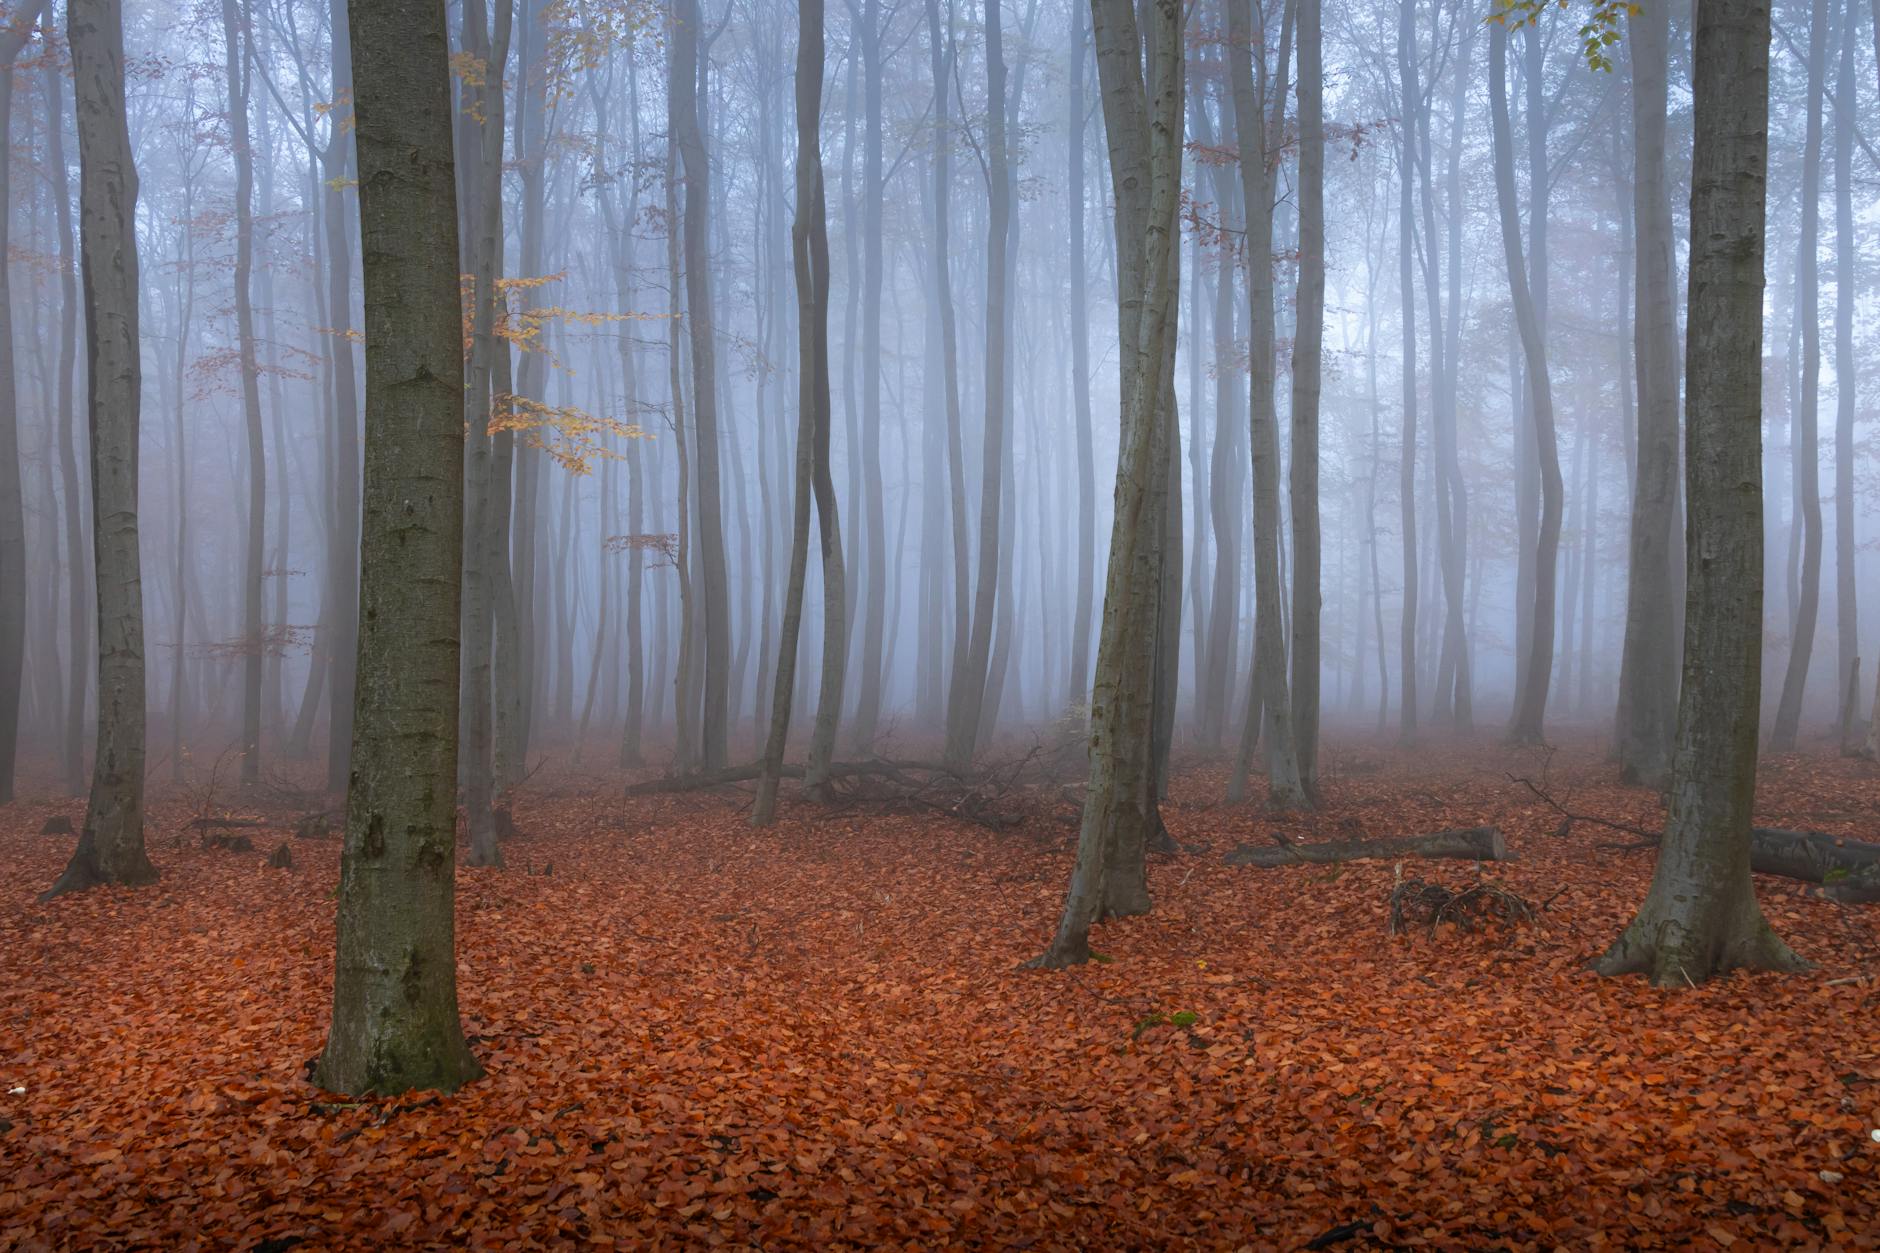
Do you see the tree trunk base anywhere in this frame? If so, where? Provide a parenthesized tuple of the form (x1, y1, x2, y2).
(41, 827, 159, 902)
(1592, 907, 1808, 987)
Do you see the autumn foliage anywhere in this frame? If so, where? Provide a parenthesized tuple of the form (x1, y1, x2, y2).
(2, 740, 1878, 1247)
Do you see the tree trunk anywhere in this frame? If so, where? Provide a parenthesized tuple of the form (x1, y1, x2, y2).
(671, 0, 730, 772)
(220, 0, 267, 793)
(1831, 0, 1857, 748)
(849, 0, 887, 749)
(45, 56, 88, 798)
(1067, 0, 1095, 711)
(315, 0, 481, 1094)
(754, 0, 834, 827)
(1032, 0, 1184, 970)
(1289, 0, 1323, 791)
(1491, 22, 1562, 747)
(1227, 0, 1303, 808)
(1770, 0, 1829, 753)
(46, 0, 157, 899)
(1596, 0, 1804, 987)
(943, 0, 1010, 770)
(1615, 0, 1679, 787)
(1391, 0, 1418, 747)
(0, 0, 48, 805)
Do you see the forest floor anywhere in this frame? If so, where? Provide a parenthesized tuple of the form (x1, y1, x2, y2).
(2, 735, 1879, 1249)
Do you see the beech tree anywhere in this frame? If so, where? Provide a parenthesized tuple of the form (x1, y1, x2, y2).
(317, 0, 481, 1096)
(1032, 0, 1185, 970)
(1597, 0, 1805, 987)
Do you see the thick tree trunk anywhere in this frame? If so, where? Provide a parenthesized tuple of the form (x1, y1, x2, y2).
(1491, 22, 1562, 747)
(1596, 0, 1804, 987)
(1770, 0, 1829, 753)
(1615, 0, 1679, 788)
(47, 0, 157, 899)
(1225, 825, 1507, 868)
(316, 0, 481, 1094)
(1032, 0, 1184, 970)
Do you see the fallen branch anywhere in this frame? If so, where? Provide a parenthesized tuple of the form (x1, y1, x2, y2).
(1225, 825, 1509, 868)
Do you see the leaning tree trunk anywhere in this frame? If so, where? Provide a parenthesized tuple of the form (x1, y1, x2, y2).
(0, 0, 48, 806)
(1032, 0, 1184, 971)
(1226, 0, 1303, 809)
(1614, 0, 1679, 788)
(1491, 21, 1563, 747)
(1769, 0, 1828, 753)
(1596, 0, 1804, 988)
(46, 0, 157, 899)
(753, 0, 834, 827)
(316, 0, 482, 1096)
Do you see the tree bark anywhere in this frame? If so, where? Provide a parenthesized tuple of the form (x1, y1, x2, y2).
(1615, 0, 1679, 788)
(1770, 0, 1829, 753)
(316, 0, 481, 1095)
(0, 0, 48, 805)
(1066, 0, 1095, 711)
(943, 0, 1010, 769)
(1491, 21, 1562, 747)
(671, 0, 730, 772)
(1831, 0, 1857, 748)
(221, 0, 267, 792)
(1227, 0, 1303, 808)
(1596, 0, 1804, 987)
(1289, 0, 1324, 790)
(46, 0, 157, 899)
(754, 0, 834, 827)
(44, 56, 88, 798)
(1031, 0, 1184, 970)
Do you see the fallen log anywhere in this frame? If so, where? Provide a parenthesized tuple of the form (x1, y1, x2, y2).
(1225, 825, 1509, 868)
(1752, 827, 1880, 903)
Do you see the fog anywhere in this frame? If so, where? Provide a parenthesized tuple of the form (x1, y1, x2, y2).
(4, 0, 1877, 794)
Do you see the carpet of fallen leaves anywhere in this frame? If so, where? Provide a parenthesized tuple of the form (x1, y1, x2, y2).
(3, 736, 1879, 1250)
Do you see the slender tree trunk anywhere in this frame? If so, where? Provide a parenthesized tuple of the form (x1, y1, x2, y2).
(1832, 0, 1857, 747)
(1770, 0, 1828, 752)
(1597, 0, 1804, 987)
(1227, 0, 1303, 808)
(754, 0, 832, 826)
(1067, 0, 1095, 709)
(45, 58, 88, 797)
(1615, 0, 1679, 787)
(1392, 0, 1418, 746)
(671, 0, 730, 771)
(220, 0, 267, 792)
(0, 0, 49, 805)
(1289, 0, 1323, 790)
(943, 0, 1010, 769)
(1032, 0, 1184, 969)
(47, 0, 157, 898)
(316, 0, 481, 1092)
(1492, 21, 1562, 746)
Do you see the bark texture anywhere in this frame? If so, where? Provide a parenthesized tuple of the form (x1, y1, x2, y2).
(46, 0, 157, 900)
(1596, 0, 1804, 987)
